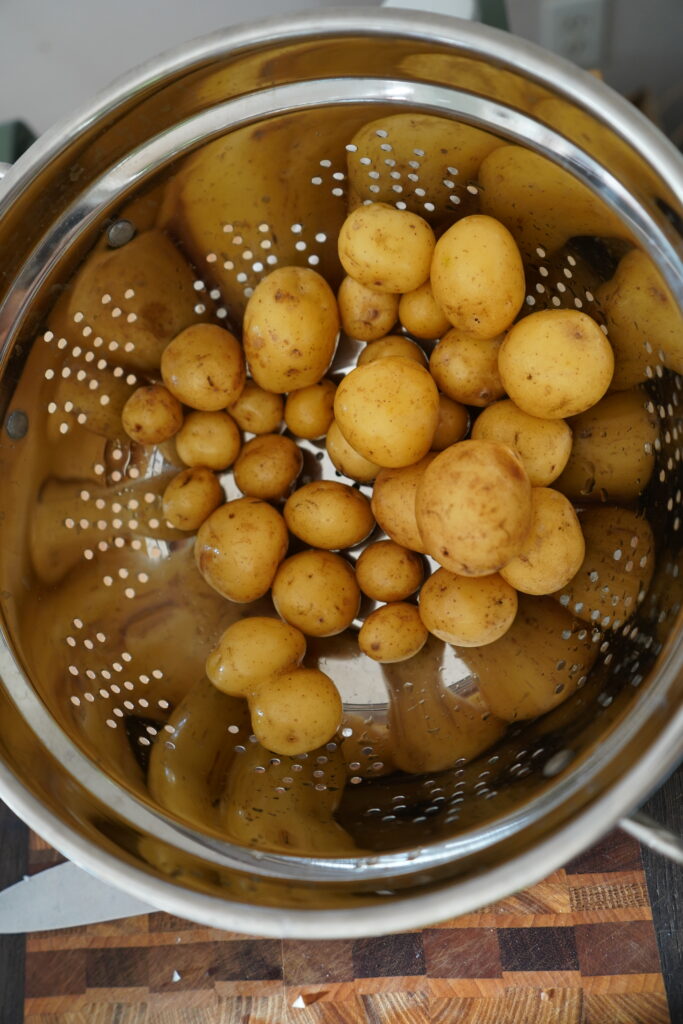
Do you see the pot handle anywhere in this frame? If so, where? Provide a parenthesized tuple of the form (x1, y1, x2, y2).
(620, 811, 683, 865)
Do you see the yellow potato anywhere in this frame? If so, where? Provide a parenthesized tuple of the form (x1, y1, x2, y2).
(243, 266, 339, 392)
(500, 487, 585, 595)
(429, 330, 505, 407)
(399, 281, 451, 340)
(357, 334, 427, 367)
(284, 480, 374, 550)
(334, 357, 439, 467)
(498, 309, 614, 419)
(284, 379, 336, 439)
(419, 568, 518, 646)
(337, 276, 399, 341)
(371, 453, 437, 553)
(359, 603, 428, 663)
(272, 550, 360, 637)
(228, 381, 283, 435)
(162, 467, 224, 531)
(195, 498, 288, 603)
(355, 540, 424, 602)
(338, 203, 435, 294)
(233, 434, 303, 500)
(121, 384, 183, 445)
(554, 389, 659, 503)
(471, 400, 572, 486)
(249, 666, 342, 756)
(205, 616, 306, 696)
(432, 395, 469, 451)
(416, 440, 532, 576)
(325, 420, 381, 483)
(175, 410, 241, 470)
(430, 215, 525, 337)
(161, 324, 245, 411)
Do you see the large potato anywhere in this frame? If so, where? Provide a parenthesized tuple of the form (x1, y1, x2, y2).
(337, 276, 399, 341)
(248, 668, 343, 756)
(355, 540, 424, 602)
(416, 440, 532, 576)
(243, 267, 339, 392)
(334, 357, 439, 468)
(399, 281, 451, 340)
(233, 434, 303, 500)
(500, 487, 585, 595)
(429, 330, 505, 407)
(272, 550, 360, 637)
(359, 603, 428, 663)
(161, 324, 245, 411)
(371, 453, 437, 553)
(419, 568, 517, 646)
(357, 334, 427, 367)
(206, 616, 306, 696)
(338, 203, 435, 294)
(284, 480, 374, 550)
(471, 400, 572, 486)
(430, 215, 525, 338)
(284, 379, 336, 439)
(326, 420, 380, 483)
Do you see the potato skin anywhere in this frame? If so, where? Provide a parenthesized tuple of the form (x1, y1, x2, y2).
(500, 487, 585, 595)
(284, 379, 336, 439)
(228, 381, 283, 435)
(338, 203, 435, 294)
(371, 453, 437, 553)
(432, 395, 469, 451)
(284, 480, 374, 550)
(419, 568, 517, 646)
(248, 667, 342, 756)
(122, 384, 183, 445)
(359, 603, 428, 663)
(357, 334, 427, 367)
(205, 616, 306, 696)
(471, 399, 572, 486)
(272, 550, 360, 637)
(355, 540, 424, 601)
(325, 420, 381, 483)
(161, 323, 245, 411)
(399, 281, 451, 340)
(233, 434, 303, 500)
(162, 467, 224, 531)
(429, 330, 505, 407)
(337, 276, 399, 341)
(175, 410, 241, 470)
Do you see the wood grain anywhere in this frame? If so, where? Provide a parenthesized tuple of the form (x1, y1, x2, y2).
(0, 798, 28, 1024)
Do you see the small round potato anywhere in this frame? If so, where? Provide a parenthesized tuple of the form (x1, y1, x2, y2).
(416, 440, 533, 576)
(334, 357, 439, 467)
(419, 568, 518, 646)
(338, 203, 436, 294)
(162, 467, 223, 531)
(399, 281, 451, 340)
(337, 276, 399, 341)
(248, 667, 342, 756)
(359, 603, 428, 663)
(471, 400, 572, 486)
(430, 214, 525, 337)
(284, 379, 336, 439)
(122, 385, 183, 445)
(371, 454, 437, 553)
(272, 550, 360, 637)
(206, 616, 306, 696)
(175, 410, 241, 470)
(498, 309, 614, 419)
(355, 540, 424, 601)
(284, 480, 374, 550)
(429, 330, 505, 407)
(228, 381, 283, 435)
(357, 335, 427, 367)
(326, 420, 381, 483)
(233, 434, 303, 500)
(500, 487, 585, 595)
(161, 323, 246, 410)
(195, 498, 288, 603)
(432, 395, 469, 451)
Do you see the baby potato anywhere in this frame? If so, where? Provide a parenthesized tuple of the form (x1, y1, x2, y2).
(498, 309, 614, 419)
(338, 203, 436, 294)
(471, 399, 572, 486)
(233, 434, 303, 500)
(243, 266, 339, 392)
(554, 389, 659, 503)
(419, 568, 518, 646)
(334, 357, 439, 467)
(175, 410, 241, 470)
(357, 334, 427, 367)
(161, 323, 245, 411)
(416, 440, 532, 576)
(162, 467, 223, 531)
(371, 453, 437, 553)
(355, 540, 424, 602)
(284, 480, 374, 550)
(432, 395, 469, 451)
(325, 420, 381, 483)
(272, 550, 360, 637)
(431, 215, 525, 337)
(554, 506, 654, 631)
(359, 603, 428, 663)
(206, 616, 306, 696)
(337, 276, 399, 341)
(284, 379, 336, 439)
(399, 281, 451, 340)
(248, 667, 342, 756)
(500, 487, 585, 595)
(121, 384, 183, 445)
(228, 381, 283, 435)
(429, 330, 505, 407)
(195, 497, 288, 603)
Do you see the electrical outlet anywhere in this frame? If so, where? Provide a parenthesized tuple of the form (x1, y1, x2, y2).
(539, 0, 607, 68)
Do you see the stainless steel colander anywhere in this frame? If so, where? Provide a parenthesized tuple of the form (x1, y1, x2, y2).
(1, 9, 683, 939)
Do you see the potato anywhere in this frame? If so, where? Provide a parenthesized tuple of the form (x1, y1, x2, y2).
(121, 384, 183, 445)
(325, 420, 381, 483)
(248, 667, 343, 757)
(430, 215, 525, 338)
(357, 334, 427, 367)
(471, 400, 572, 486)
(359, 603, 428, 663)
(554, 389, 659, 503)
(554, 506, 655, 630)
(334, 357, 439, 467)
(161, 323, 245, 411)
(243, 266, 339, 392)
(337, 203, 435, 294)
(498, 309, 614, 419)
(371, 453, 437, 553)
(429, 330, 505, 407)
(175, 410, 241, 470)
(284, 480, 374, 550)
(355, 540, 424, 601)
(228, 381, 283, 435)
(195, 498, 288, 603)
(399, 281, 451, 340)
(206, 616, 306, 696)
(432, 395, 469, 451)
(162, 467, 223, 531)
(233, 434, 303, 500)
(463, 596, 599, 721)
(419, 568, 518, 646)
(284, 379, 336, 439)
(500, 488, 585, 595)
(337, 276, 399, 341)
(416, 441, 532, 576)
(272, 550, 360, 637)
